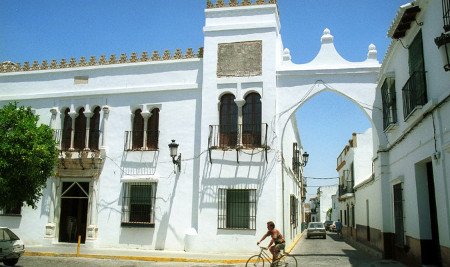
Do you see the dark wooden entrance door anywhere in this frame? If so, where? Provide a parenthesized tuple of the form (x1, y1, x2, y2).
(58, 182, 89, 243)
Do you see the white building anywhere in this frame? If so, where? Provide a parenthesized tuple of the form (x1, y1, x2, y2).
(317, 185, 338, 222)
(372, 0, 450, 265)
(0, 1, 307, 254)
(336, 129, 374, 239)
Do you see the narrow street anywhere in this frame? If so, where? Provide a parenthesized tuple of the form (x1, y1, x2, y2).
(3, 232, 407, 267)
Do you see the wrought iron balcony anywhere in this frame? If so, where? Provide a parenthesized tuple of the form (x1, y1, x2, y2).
(208, 123, 268, 150)
(208, 123, 268, 163)
(339, 182, 355, 200)
(53, 129, 101, 151)
(402, 71, 427, 119)
(124, 130, 159, 151)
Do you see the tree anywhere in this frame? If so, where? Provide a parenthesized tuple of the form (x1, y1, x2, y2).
(0, 102, 58, 210)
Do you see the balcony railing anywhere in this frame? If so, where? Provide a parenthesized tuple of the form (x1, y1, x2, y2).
(208, 123, 268, 163)
(339, 181, 354, 199)
(443, 0, 450, 32)
(402, 71, 427, 119)
(124, 130, 159, 151)
(208, 123, 268, 149)
(53, 129, 101, 151)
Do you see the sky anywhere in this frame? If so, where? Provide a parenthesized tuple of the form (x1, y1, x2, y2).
(0, 0, 407, 198)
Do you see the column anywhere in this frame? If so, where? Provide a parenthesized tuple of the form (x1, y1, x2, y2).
(141, 106, 151, 150)
(234, 99, 245, 147)
(68, 104, 78, 151)
(84, 106, 93, 151)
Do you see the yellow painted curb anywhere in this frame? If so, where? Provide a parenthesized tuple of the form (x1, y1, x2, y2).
(285, 230, 304, 253)
(24, 251, 249, 264)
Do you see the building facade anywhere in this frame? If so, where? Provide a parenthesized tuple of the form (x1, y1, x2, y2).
(0, 1, 307, 254)
(373, 0, 450, 265)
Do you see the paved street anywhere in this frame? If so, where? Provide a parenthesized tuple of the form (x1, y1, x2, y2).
(3, 232, 406, 267)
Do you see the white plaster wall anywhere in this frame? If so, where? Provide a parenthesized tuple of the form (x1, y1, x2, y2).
(319, 186, 338, 222)
(375, 0, 450, 249)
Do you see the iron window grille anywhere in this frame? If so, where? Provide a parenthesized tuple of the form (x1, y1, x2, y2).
(121, 182, 156, 227)
(402, 71, 427, 119)
(124, 130, 160, 151)
(218, 189, 256, 230)
(290, 195, 298, 228)
(381, 77, 398, 130)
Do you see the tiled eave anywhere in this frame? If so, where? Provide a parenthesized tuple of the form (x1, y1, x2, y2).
(388, 3, 421, 39)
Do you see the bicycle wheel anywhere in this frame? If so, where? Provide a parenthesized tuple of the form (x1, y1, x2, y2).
(284, 254, 297, 267)
(246, 255, 265, 267)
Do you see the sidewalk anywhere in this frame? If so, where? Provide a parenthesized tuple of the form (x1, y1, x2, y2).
(25, 244, 253, 265)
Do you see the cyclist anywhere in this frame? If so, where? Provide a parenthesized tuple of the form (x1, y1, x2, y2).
(257, 221, 285, 264)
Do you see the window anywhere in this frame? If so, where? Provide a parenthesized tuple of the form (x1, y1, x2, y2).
(121, 183, 156, 227)
(0, 203, 22, 216)
(218, 189, 256, 229)
(132, 109, 145, 150)
(290, 195, 298, 228)
(147, 108, 159, 149)
(393, 183, 404, 247)
(292, 143, 300, 177)
(242, 93, 262, 148)
(88, 106, 101, 150)
(219, 94, 238, 148)
(74, 107, 86, 150)
(381, 77, 397, 130)
(403, 31, 427, 118)
(61, 108, 72, 150)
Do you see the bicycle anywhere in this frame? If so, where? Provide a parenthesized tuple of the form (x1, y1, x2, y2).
(246, 245, 297, 267)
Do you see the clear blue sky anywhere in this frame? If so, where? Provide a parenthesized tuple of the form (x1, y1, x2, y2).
(0, 0, 407, 198)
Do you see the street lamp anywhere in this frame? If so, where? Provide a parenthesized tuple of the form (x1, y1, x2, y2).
(435, 32, 450, 71)
(301, 151, 309, 167)
(168, 140, 181, 172)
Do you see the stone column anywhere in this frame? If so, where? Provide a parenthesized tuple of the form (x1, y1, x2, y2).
(141, 107, 151, 150)
(101, 105, 110, 151)
(68, 105, 78, 151)
(45, 177, 57, 239)
(50, 107, 59, 149)
(234, 98, 245, 147)
(87, 181, 98, 240)
(84, 107, 93, 151)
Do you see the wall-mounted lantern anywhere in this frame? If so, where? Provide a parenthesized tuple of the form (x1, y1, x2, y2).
(435, 32, 450, 71)
(168, 139, 181, 172)
(301, 151, 309, 167)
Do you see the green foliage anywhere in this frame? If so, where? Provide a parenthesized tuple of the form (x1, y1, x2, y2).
(0, 102, 58, 209)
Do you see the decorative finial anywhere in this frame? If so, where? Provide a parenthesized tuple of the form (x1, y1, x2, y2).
(283, 48, 291, 62)
(163, 50, 171, 60)
(229, 0, 238, 6)
(216, 0, 224, 8)
(242, 0, 251, 6)
(185, 48, 194, 58)
(367, 44, 377, 60)
(206, 0, 213, 8)
(321, 28, 334, 44)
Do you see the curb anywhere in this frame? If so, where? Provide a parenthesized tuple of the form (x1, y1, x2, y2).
(24, 251, 250, 264)
(24, 231, 305, 264)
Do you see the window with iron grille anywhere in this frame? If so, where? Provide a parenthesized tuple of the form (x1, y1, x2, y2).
(127, 108, 160, 151)
(381, 77, 397, 130)
(393, 183, 405, 247)
(290, 195, 298, 228)
(74, 107, 87, 150)
(61, 108, 72, 150)
(0, 203, 22, 216)
(292, 143, 300, 177)
(218, 189, 256, 229)
(403, 31, 427, 119)
(121, 182, 156, 227)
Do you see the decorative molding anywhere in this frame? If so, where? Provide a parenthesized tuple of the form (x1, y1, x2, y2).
(206, 0, 277, 9)
(1, 47, 204, 73)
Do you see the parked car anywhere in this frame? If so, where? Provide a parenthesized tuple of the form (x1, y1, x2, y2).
(306, 222, 326, 239)
(324, 220, 333, 231)
(0, 227, 25, 266)
(329, 221, 337, 232)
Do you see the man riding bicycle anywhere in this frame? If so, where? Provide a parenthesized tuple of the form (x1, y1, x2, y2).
(257, 221, 285, 263)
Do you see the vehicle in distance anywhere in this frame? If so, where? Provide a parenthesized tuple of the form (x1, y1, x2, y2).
(306, 222, 326, 239)
(0, 227, 25, 266)
(324, 220, 333, 231)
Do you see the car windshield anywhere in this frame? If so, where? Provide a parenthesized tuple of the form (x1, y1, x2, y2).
(309, 223, 324, 228)
(0, 228, 20, 241)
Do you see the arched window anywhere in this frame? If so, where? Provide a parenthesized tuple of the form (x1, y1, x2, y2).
(219, 94, 238, 147)
(242, 93, 261, 147)
(61, 108, 72, 151)
(132, 109, 144, 150)
(74, 107, 86, 150)
(147, 108, 159, 150)
(89, 106, 101, 151)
